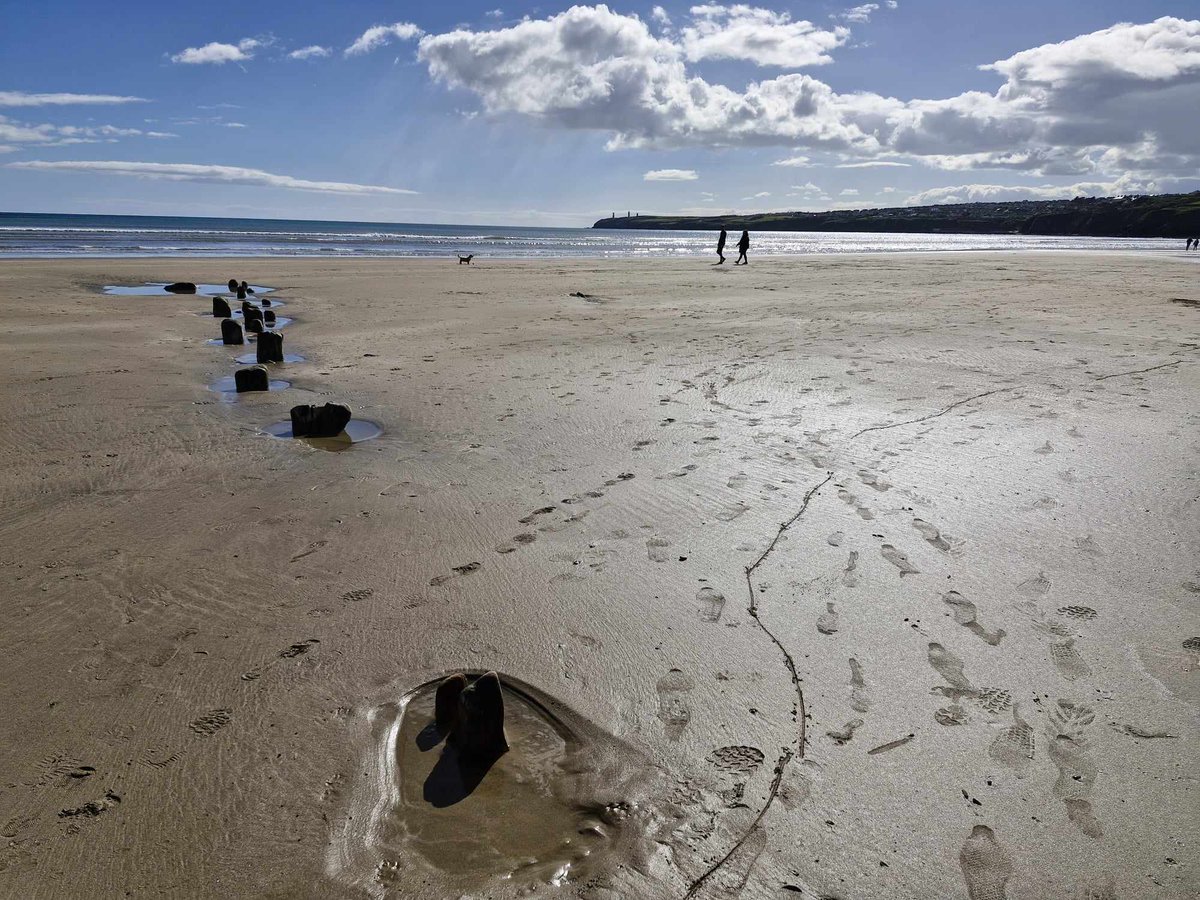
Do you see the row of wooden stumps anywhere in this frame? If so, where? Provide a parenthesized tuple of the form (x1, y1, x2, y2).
(210, 278, 355, 438)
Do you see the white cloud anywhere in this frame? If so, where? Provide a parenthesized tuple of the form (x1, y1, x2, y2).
(881, 186, 897, 192)
(772, 155, 811, 167)
(791, 181, 823, 192)
(836, 160, 910, 168)
(681, 5, 849, 67)
(346, 22, 424, 56)
(651, 6, 671, 26)
(0, 114, 176, 145)
(415, 10, 1200, 182)
(172, 38, 261, 65)
(0, 91, 147, 107)
(837, 5, 879, 23)
(644, 168, 698, 181)
(486, 9, 505, 19)
(289, 45, 331, 60)
(9, 160, 417, 195)
(840, 188, 859, 195)
(905, 173, 1156, 206)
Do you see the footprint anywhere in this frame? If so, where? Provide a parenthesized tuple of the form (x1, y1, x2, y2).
(696, 586, 726, 623)
(340, 589, 373, 602)
(715, 501, 750, 522)
(826, 719, 864, 745)
(59, 790, 121, 820)
(518, 506, 556, 525)
(987, 703, 1034, 777)
(279, 639, 319, 658)
(188, 708, 232, 736)
(430, 561, 481, 586)
(912, 519, 952, 552)
(707, 745, 765, 805)
(826, 531, 844, 546)
(646, 537, 671, 563)
(837, 488, 874, 520)
(1046, 701, 1102, 838)
(928, 642, 974, 695)
(816, 602, 839, 635)
(1057, 605, 1097, 620)
(881, 544, 919, 576)
(974, 687, 1012, 717)
(959, 825, 1013, 900)
(934, 704, 969, 726)
(656, 669, 694, 740)
(841, 551, 860, 587)
(857, 470, 892, 492)
(1050, 639, 1090, 681)
(943, 591, 1006, 645)
(1064, 798, 1104, 839)
(849, 658, 871, 713)
(1017, 572, 1051, 597)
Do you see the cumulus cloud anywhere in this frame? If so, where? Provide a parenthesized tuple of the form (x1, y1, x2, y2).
(8, 160, 417, 195)
(172, 38, 262, 65)
(681, 5, 848, 67)
(415, 9, 1200, 182)
(836, 160, 910, 167)
(289, 45, 331, 60)
(346, 22, 424, 56)
(644, 168, 698, 180)
(0, 91, 147, 107)
(772, 155, 811, 167)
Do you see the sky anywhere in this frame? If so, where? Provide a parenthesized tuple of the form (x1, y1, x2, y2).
(1, 2, 1197, 226)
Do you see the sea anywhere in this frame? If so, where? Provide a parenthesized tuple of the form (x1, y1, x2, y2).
(0, 212, 1185, 259)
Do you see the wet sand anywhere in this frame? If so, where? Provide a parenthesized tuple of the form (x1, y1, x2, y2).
(0, 253, 1197, 898)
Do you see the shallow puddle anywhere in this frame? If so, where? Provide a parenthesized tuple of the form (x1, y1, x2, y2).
(326, 673, 658, 897)
(104, 282, 275, 296)
(261, 418, 381, 450)
(208, 376, 290, 396)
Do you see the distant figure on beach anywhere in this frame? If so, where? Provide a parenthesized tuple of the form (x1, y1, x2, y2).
(716, 228, 727, 265)
(735, 230, 750, 265)
(457, 253, 474, 265)
(1188, 238, 1194, 251)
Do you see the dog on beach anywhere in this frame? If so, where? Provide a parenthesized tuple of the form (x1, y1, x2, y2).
(457, 254, 474, 265)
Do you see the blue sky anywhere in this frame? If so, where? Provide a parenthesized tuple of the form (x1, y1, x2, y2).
(1, 2, 1197, 225)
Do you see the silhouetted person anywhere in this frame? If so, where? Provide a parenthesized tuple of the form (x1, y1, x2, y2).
(735, 230, 749, 265)
(716, 228, 727, 264)
(1188, 238, 1193, 251)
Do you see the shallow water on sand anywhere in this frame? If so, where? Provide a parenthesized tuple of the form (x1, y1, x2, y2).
(103, 282, 275, 296)
(235, 352, 304, 365)
(208, 376, 290, 396)
(261, 419, 381, 449)
(326, 674, 660, 897)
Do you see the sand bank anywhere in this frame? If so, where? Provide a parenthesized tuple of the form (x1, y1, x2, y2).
(0, 253, 1197, 898)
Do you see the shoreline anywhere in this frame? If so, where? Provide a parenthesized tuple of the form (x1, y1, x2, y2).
(1, 254, 1197, 898)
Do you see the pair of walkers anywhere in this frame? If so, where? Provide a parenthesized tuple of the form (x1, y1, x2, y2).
(716, 228, 749, 265)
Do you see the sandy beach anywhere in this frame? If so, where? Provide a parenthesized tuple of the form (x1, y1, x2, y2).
(0, 252, 1197, 899)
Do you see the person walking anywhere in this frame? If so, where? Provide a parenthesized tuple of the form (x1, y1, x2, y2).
(716, 228, 727, 264)
(735, 230, 750, 265)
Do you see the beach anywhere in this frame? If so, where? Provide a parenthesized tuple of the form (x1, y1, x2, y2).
(0, 252, 1197, 898)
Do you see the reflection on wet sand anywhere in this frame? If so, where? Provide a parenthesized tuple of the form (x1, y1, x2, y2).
(326, 672, 659, 898)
